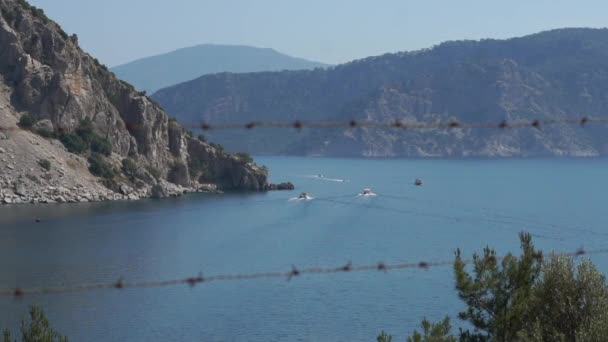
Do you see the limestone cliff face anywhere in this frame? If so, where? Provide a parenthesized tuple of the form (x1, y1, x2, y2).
(0, 0, 267, 203)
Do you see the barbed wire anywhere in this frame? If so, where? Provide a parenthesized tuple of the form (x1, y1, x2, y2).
(2, 116, 608, 133)
(180, 116, 608, 131)
(2, 247, 606, 298)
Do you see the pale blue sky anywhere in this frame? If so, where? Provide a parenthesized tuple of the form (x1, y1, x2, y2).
(29, 0, 608, 67)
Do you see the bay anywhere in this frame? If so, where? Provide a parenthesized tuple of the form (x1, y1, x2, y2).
(1, 157, 607, 341)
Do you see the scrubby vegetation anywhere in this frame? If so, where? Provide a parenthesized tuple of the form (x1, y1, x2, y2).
(17, 114, 35, 128)
(235, 152, 253, 164)
(145, 165, 162, 180)
(59, 118, 112, 156)
(209, 142, 224, 152)
(121, 158, 138, 180)
(379, 233, 608, 342)
(37, 159, 51, 171)
(88, 153, 116, 179)
(3, 305, 67, 342)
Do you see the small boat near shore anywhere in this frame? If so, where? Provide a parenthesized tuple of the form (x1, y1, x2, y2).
(415, 179, 423, 186)
(359, 188, 377, 197)
(298, 192, 313, 200)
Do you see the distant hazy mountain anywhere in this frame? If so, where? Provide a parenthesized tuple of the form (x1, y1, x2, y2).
(153, 28, 608, 157)
(111, 44, 328, 93)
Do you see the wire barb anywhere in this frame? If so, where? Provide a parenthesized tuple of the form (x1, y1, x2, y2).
(2, 247, 607, 298)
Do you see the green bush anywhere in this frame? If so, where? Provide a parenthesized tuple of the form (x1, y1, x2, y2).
(377, 331, 392, 342)
(3, 305, 67, 342)
(90, 134, 112, 156)
(60, 133, 88, 154)
(210, 142, 224, 152)
(381, 233, 608, 342)
(197, 135, 207, 142)
(235, 152, 253, 163)
(88, 154, 116, 179)
(121, 158, 138, 179)
(36, 128, 56, 139)
(75, 118, 95, 143)
(59, 119, 112, 156)
(18, 114, 35, 128)
(38, 159, 51, 171)
(145, 165, 162, 180)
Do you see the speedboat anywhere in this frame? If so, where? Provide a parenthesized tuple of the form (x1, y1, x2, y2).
(298, 192, 312, 200)
(317, 174, 324, 178)
(415, 179, 423, 186)
(359, 188, 377, 197)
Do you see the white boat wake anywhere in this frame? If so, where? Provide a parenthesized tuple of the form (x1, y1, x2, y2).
(288, 196, 314, 201)
(301, 174, 349, 183)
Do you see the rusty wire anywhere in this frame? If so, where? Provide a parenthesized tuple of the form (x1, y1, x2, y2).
(182, 116, 607, 131)
(1, 247, 606, 298)
(1, 116, 607, 133)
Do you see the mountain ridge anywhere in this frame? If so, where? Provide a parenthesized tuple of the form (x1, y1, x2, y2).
(153, 27, 608, 157)
(111, 44, 329, 93)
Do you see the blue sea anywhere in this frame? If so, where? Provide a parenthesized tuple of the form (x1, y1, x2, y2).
(1, 157, 607, 341)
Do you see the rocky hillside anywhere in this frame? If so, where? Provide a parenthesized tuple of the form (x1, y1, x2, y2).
(112, 44, 329, 93)
(0, 0, 270, 205)
(154, 28, 608, 157)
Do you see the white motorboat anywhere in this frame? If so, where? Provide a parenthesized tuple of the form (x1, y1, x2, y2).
(359, 188, 377, 197)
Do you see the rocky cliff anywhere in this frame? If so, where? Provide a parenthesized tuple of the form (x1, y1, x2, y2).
(154, 28, 608, 157)
(0, 0, 268, 204)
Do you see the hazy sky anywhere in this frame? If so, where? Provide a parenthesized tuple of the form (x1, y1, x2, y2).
(29, 0, 608, 67)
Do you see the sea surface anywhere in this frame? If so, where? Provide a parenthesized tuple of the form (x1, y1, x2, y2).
(1, 157, 607, 341)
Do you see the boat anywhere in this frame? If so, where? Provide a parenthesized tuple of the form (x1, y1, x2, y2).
(318, 174, 324, 178)
(415, 179, 423, 186)
(359, 188, 377, 196)
(298, 192, 311, 200)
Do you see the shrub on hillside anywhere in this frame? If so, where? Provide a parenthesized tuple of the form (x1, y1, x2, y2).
(38, 158, 51, 171)
(18, 114, 35, 128)
(236, 152, 253, 163)
(121, 158, 138, 179)
(210, 142, 224, 152)
(60, 133, 88, 154)
(90, 134, 112, 156)
(88, 154, 116, 179)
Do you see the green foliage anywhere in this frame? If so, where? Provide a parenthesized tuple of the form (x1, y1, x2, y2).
(377, 330, 392, 342)
(210, 142, 224, 152)
(89, 134, 112, 156)
(453, 232, 541, 341)
(121, 158, 138, 179)
(18, 114, 35, 128)
(3, 305, 67, 342)
(407, 317, 456, 342)
(145, 165, 162, 180)
(197, 135, 207, 142)
(384, 233, 608, 342)
(38, 159, 51, 171)
(59, 133, 88, 154)
(59, 119, 112, 156)
(35, 128, 56, 139)
(88, 154, 116, 179)
(235, 152, 253, 163)
(75, 118, 94, 143)
(523, 256, 608, 341)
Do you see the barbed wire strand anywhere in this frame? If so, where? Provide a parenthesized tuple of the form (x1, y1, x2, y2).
(2, 247, 606, 298)
(1, 116, 608, 133)
(168, 116, 608, 131)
